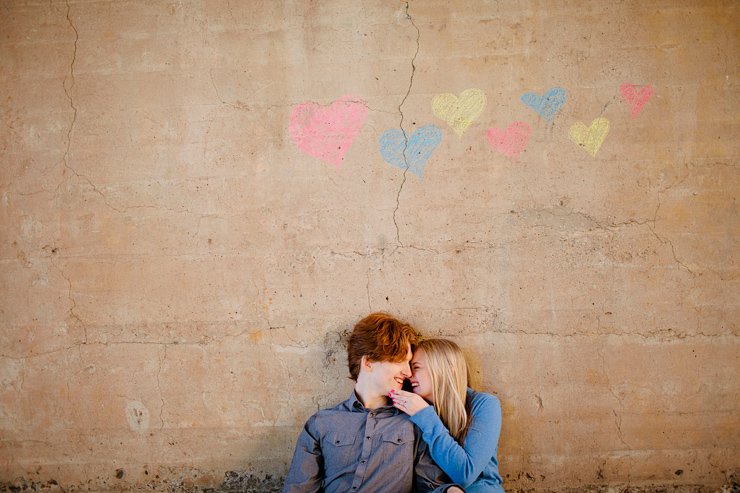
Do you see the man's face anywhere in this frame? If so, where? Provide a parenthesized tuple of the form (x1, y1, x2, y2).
(367, 344, 413, 394)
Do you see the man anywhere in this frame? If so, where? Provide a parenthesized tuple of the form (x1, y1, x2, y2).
(282, 313, 464, 493)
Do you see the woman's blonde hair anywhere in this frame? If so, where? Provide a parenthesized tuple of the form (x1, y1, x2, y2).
(416, 338, 472, 445)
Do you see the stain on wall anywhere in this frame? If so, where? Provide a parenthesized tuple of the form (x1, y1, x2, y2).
(1, 0, 739, 491)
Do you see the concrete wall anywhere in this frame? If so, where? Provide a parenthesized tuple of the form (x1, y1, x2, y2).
(1, 0, 738, 491)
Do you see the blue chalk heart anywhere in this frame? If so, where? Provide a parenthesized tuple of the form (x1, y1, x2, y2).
(379, 125, 443, 180)
(521, 87, 568, 123)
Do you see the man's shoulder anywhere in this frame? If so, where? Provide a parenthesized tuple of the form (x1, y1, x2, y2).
(303, 396, 354, 426)
(319, 395, 354, 414)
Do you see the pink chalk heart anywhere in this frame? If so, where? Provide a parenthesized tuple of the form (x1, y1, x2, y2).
(619, 83, 653, 118)
(486, 122, 531, 162)
(289, 95, 369, 172)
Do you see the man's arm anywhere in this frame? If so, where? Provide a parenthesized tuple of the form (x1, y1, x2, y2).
(282, 418, 324, 493)
(413, 434, 465, 493)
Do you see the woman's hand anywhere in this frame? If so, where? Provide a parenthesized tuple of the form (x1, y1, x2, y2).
(389, 389, 430, 416)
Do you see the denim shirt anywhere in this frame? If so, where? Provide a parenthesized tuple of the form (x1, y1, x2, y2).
(282, 390, 462, 493)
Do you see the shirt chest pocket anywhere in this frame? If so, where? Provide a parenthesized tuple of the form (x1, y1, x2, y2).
(382, 430, 414, 463)
(324, 432, 358, 470)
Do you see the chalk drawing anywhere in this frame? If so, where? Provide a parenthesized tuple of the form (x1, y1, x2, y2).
(620, 83, 653, 118)
(521, 87, 567, 123)
(568, 118, 610, 157)
(379, 125, 443, 179)
(431, 89, 487, 138)
(486, 122, 531, 162)
(289, 95, 369, 172)
(125, 401, 150, 432)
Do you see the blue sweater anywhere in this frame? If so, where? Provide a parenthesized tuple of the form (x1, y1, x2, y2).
(410, 389, 504, 493)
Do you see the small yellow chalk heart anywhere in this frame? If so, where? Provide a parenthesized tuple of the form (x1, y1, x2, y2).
(432, 88, 487, 139)
(568, 118, 610, 157)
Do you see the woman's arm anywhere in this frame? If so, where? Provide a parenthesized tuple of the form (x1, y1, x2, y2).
(395, 390, 501, 488)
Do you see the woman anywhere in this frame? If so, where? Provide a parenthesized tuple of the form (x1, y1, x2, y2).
(389, 339, 504, 492)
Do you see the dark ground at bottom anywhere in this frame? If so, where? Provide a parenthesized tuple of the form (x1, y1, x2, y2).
(1, 471, 739, 493)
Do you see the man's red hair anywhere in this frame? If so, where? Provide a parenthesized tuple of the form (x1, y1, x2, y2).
(347, 312, 420, 381)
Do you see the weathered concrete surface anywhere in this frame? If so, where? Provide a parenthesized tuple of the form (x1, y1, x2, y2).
(1, 0, 738, 491)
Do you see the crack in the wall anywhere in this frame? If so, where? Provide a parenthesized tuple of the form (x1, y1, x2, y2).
(3, 328, 733, 362)
(400, 243, 439, 255)
(645, 221, 694, 274)
(0, 338, 224, 360)
(514, 204, 697, 276)
(5, 189, 50, 199)
(599, 341, 632, 451)
(56, 0, 121, 214)
(392, 3, 420, 247)
(263, 320, 305, 348)
(225, 0, 237, 24)
(230, 100, 395, 122)
(613, 409, 631, 450)
(600, 346, 624, 407)
(574, 27, 592, 91)
(156, 344, 167, 433)
(0, 347, 76, 360)
(60, 0, 78, 183)
(492, 327, 738, 340)
(597, 95, 618, 118)
(65, 346, 85, 417)
(650, 167, 698, 275)
(313, 242, 445, 265)
(269, 330, 295, 427)
(0, 318, 739, 360)
(534, 392, 544, 410)
(96, 202, 224, 225)
(50, 258, 88, 344)
(597, 327, 634, 451)
(209, 68, 239, 109)
(18, 359, 26, 392)
(365, 269, 373, 312)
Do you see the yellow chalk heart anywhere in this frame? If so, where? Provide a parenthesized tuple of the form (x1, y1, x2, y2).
(432, 89, 487, 138)
(568, 118, 610, 157)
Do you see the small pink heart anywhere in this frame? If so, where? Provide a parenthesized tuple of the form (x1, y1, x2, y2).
(486, 122, 531, 162)
(620, 83, 653, 118)
(289, 95, 369, 172)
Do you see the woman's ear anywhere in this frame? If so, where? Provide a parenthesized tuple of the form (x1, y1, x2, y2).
(361, 355, 373, 372)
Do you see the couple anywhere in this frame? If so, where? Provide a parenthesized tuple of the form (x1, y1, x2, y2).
(282, 313, 504, 493)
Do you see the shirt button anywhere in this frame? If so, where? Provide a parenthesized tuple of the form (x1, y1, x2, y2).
(366, 436, 370, 440)
(361, 460, 365, 464)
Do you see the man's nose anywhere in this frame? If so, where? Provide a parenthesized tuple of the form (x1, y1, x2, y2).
(401, 364, 412, 377)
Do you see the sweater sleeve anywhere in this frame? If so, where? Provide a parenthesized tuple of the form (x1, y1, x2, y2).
(409, 391, 501, 488)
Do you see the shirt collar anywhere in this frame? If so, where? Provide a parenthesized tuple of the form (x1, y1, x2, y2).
(349, 390, 366, 411)
(348, 390, 400, 416)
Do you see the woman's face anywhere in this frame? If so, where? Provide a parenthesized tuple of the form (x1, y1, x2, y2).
(409, 348, 434, 404)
